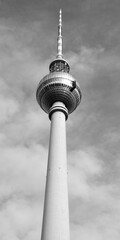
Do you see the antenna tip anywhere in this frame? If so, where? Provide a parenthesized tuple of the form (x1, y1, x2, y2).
(59, 9, 62, 26)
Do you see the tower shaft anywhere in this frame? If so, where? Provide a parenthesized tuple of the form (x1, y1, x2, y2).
(41, 102, 70, 240)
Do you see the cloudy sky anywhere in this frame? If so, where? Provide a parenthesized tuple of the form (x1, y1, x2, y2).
(0, 0, 120, 239)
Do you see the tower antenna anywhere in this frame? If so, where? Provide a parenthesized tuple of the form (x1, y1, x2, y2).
(57, 9, 63, 58)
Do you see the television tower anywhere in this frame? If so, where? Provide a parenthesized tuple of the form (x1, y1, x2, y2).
(36, 9, 81, 240)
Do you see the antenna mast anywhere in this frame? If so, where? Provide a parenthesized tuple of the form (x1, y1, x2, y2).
(57, 9, 63, 58)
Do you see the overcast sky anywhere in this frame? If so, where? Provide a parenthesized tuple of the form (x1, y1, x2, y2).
(0, 0, 120, 239)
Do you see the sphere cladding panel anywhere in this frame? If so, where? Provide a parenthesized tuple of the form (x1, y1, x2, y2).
(36, 72, 81, 114)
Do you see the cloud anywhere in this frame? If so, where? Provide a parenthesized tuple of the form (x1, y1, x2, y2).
(68, 148, 120, 240)
(0, 15, 50, 239)
(68, 149, 102, 199)
(0, 143, 48, 239)
(0, 197, 42, 240)
(0, 95, 19, 124)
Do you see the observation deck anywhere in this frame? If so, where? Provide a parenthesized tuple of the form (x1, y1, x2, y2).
(36, 70, 81, 115)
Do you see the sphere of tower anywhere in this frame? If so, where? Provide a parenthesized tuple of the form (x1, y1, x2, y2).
(36, 67, 81, 114)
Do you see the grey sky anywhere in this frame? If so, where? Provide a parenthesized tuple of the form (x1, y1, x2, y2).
(0, 0, 120, 239)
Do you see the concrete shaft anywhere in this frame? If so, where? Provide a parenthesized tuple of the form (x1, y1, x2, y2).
(41, 102, 70, 240)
